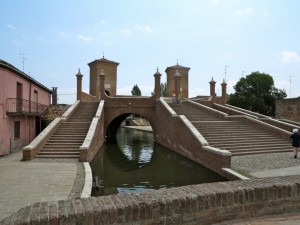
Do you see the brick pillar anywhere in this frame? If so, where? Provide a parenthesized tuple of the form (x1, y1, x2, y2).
(221, 79, 227, 105)
(99, 68, 106, 100)
(174, 69, 181, 97)
(209, 77, 216, 97)
(52, 87, 58, 105)
(76, 69, 83, 100)
(153, 68, 162, 100)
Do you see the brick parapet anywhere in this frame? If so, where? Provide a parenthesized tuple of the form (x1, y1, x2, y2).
(276, 97, 300, 122)
(2, 175, 300, 225)
(80, 101, 105, 162)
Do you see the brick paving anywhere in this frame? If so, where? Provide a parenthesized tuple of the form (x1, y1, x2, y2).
(0, 150, 77, 221)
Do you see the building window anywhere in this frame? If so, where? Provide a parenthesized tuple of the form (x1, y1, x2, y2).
(14, 121, 20, 140)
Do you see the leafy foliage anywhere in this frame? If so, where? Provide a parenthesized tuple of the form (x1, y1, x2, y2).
(228, 71, 287, 116)
(41, 104, 70, 124)
(160, 82, 168, 97)
(151, 82, 168, 96)
(131, 84, 141, 96)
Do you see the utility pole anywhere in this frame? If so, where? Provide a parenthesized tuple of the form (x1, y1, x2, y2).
(19, 53, 26, 72)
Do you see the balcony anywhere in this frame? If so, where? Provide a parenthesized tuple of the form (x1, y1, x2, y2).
(6, 98, 48, 116)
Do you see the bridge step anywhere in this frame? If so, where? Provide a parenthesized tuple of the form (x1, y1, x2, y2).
(38, 151, 80, 155)
(171, 100, 291, 156)
(36, 102, 99, 160)
(35, 155, 80, 158)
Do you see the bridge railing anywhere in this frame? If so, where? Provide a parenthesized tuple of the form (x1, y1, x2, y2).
(80, 100, 105, 162)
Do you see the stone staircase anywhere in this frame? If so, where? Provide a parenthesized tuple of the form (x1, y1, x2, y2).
(169, 101, 291, 156)
(36, 102, 99, 159)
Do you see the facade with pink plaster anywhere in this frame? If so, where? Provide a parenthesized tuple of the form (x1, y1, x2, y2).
(0, 60, 52, 156)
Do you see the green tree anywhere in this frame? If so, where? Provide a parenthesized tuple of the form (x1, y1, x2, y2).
(160, 82, 167, 97)
(151, 82, 168, 96)
(228, 71, 287, 116)
(131, 84, 141, 96)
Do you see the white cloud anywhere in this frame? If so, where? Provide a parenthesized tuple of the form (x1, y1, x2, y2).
(235, 7, 255, 16)
(137, 25, 152, 33)
(209, 0, 219, 7)
(121, 29, 132, 35)
(59, 31, 66, 37)
(100, 20, 106, 25)
(281, 51, 300, 63)
(77, 34, 93, 42)
(101, 31, 114, 37)
(7, 24, 16, 30)
(95, 20, 107, 27)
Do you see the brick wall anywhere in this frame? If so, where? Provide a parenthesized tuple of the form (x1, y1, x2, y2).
(2, 175, 300, 225)
(276, 97, 300, 122)
(154, 100, 231, 176)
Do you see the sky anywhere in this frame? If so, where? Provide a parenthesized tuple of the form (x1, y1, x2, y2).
(1, 0, 300, 104)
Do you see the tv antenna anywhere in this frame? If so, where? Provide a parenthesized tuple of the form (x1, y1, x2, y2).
(19, 53, 26, 72)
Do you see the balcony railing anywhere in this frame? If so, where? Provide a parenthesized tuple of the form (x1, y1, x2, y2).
(6, 98, 48, 116)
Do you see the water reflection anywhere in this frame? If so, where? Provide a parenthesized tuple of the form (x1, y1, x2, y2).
(91, 128, 226, 196)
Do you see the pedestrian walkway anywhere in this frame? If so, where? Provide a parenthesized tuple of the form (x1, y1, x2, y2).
(213, 212, 300, 224)
(0, 150, 76, 221)
(250, 165, 300, 178)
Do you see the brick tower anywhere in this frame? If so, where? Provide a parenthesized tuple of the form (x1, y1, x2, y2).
(88, 56, 119, 97)
(165, 63, 190, 98)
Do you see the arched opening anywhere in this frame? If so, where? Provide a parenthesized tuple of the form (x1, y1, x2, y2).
(106, 113, 153, 142)
(105, 90, 110, 96)
(105, 113, 154, 167)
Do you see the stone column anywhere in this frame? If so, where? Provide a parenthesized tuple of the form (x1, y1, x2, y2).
(99, 68, 106, 100)
(76, 69, 83, 100)
(153, 68, 162, 100)
(209, 77, 216, 97)
(174, 69, 181, 96)
(221, 79, 227, 105)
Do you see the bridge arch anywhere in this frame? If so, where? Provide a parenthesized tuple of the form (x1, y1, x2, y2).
(104, 107, 156, 141)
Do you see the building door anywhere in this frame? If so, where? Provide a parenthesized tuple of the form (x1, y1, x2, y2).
(16, 82, 23, 112)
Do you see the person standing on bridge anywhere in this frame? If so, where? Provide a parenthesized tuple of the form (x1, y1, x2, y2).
(177, 91, 183, 107)
(290, 128, 300, 158)
(172, 92, 176, 105)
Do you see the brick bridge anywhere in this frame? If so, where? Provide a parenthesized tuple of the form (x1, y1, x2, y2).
(17, 61, 300, 224)
(23, 68, 235, 178)
(23, 66, 298, 178)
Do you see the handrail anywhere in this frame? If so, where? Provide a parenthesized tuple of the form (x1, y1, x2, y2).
(6, 98, 48, 115)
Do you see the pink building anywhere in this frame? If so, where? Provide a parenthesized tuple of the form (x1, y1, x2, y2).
(0, 59, 52, 156)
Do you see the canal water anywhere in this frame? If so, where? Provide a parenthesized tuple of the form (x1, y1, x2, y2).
(91, 127, 226, 196)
